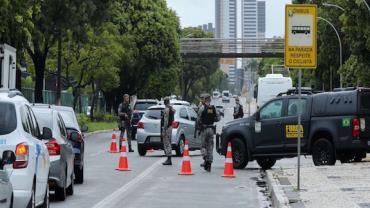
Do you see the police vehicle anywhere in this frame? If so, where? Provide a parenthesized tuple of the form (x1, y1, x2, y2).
(218, 88, 370, 169)
(0, 90, 51, 208)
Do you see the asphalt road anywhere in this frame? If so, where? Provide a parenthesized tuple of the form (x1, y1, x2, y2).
(50, 97, 312, 208)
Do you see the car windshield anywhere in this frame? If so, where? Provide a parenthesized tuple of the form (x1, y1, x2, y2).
(134, 102, 157, 111)
(0, 102, 17, 135)
(58, 110, 76, 127)
(145, 109, 162, 120)
(33, 111, 53, 129)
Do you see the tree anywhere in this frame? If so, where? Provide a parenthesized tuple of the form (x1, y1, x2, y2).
(112, 0, 181, 101)
(181, 27, 220, 101)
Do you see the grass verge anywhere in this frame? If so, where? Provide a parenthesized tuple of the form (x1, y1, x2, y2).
(86, 121, 118, 133)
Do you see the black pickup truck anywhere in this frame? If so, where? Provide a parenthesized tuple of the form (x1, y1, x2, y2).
(218, 88, 370, 170)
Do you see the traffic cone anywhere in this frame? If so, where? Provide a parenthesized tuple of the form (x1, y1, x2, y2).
(178, 140, 194, 175)
(109, 128, 118, 153)
(116, 137, 131, 171)
(222, 142, 235, 178)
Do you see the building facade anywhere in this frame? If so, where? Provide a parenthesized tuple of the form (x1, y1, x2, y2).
(215, 0, 237, 86)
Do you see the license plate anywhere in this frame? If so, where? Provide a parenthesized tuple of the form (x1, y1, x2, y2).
(151, 137, 161, 142)
(73, 148, 81, 154)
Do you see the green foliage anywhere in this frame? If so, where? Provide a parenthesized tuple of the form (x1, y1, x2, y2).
(22, 76, 34, 88)
(112, 0, 181, 97)
(181, 27, 221, 101)
(141, 67, 179, 99)
(76, 113, 89, 127)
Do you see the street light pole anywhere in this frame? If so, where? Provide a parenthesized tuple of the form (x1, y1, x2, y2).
(318, 17, 343, 88)
(361, 0, 370, 14)
(322, 3, 345, 11)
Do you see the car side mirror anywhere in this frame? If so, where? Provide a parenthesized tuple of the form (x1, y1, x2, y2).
(42, 127, 53, 140)
(1, 150, 16, 168)
(81, 125, 88, 133)
(70, 132, 79, 142)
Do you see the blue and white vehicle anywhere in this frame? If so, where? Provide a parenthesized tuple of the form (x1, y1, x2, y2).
(0, 90, 51, 208)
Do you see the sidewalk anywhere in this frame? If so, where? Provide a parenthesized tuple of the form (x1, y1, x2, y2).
(267, 157, 370, 208)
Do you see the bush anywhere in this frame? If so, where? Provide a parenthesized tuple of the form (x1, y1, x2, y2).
(77, 114, 89, 127)
(104, 114, 118, 122)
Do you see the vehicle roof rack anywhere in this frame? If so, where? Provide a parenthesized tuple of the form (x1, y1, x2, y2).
(333, 87, 356, 92)
(277, 87, 313, 97)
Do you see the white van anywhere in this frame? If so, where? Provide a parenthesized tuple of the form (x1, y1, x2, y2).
(222, 90, 230, 103)
(257, 74, 292, 108)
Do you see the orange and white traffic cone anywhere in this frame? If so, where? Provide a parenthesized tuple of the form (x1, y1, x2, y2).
(109, 128, 118, 153)
(222, 142, 235, 178)
(116, 137, 131, 171)
(178, 140, 194, 175)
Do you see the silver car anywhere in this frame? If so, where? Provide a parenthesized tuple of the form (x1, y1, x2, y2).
(32, 106, 75, 201)
(0, 151, 15, 208)
(136, 105, 201, 156)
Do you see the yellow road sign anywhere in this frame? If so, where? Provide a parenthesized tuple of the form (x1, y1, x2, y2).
(285, 4, 317, 68)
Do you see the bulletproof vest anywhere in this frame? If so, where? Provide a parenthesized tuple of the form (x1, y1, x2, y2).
(161, 107, 175, 128)
(120, 103, 131, 120)
(201, 105, 216, 125)
(120, 103, 130, 114)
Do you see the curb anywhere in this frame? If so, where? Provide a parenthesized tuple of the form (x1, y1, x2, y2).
(84, 129, 113, 137)
(266, 170, 290, 208)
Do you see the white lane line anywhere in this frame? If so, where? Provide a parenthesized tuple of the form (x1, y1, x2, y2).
(92, 158, 163, 208)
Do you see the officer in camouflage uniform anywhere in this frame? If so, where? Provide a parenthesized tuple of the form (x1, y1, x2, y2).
(118, 94, 134, 152)
(161, 97, 175, 165)
(197, 94, 220, 172)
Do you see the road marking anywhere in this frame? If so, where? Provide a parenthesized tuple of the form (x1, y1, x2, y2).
(91, 158, 163, 208)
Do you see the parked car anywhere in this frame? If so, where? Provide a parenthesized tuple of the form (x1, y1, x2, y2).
(0, 90, 51, 208)
(218, 88, 370, 170)
(213, 91, 220, 99)
(222, 90, 230, 103)
(216, 105, 225, 117)
(32, 105, 75, 201)
(136, 105, 201, 156)
(131, 99, 159, 140)
(51, 105, 88, 184)
(0, 150, 16, 208)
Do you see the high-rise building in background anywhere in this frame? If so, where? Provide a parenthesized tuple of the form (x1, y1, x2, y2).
(241, 0, 265, 93)
(215, 0, 237, 87)
(197, 23, 215, 33)
(257, 1, 266, 39)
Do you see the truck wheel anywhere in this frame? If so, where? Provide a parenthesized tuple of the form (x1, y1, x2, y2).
(312, 138, 336, 166)
(138, 144, 147, 156)
(231, 138, 248, 169)
(353, 152, 366, 162)
(257, 158, 276, 170)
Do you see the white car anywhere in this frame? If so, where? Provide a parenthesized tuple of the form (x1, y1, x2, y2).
(0, 90, 51, 208)
(222, 90, 230, 103)
(136, 105, 201, 156)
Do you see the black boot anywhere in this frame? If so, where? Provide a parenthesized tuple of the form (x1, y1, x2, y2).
(129, 145, 134, 152)
(162, 157, 172, 165)
(200, 162, 205, 167)
(205, 162, 211, 172)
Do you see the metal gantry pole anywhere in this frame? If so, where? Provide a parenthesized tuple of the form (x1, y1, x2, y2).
(297, 68, 302, 191)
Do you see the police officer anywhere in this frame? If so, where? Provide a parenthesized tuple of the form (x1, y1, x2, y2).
(197, 94, 220, 172)
(233, 97, 244, 119)
(161, 97, 175, 165)
(118, 94, 134, 152)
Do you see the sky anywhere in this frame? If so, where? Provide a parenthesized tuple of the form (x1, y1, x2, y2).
(166, 0, 292, 38)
